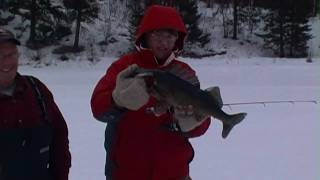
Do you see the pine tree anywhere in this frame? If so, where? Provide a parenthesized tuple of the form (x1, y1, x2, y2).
(178, 0, 210, 48)
(63, 0, 99, 51)
(316, 0, 320, 16)
(0, 1, 15, 26)
(256, 9, 286, 57)
(127, 0, 145, 51)
(256, 0, 312, 57)
(285, 1, 312, 57)
(215, 0, 233, 38)
(7, 0, 68, 48)
(238, 0, 262, 40)
(232, 0, 239, 40)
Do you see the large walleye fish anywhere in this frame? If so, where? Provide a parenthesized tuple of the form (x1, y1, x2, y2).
(135, 66, 247, 138)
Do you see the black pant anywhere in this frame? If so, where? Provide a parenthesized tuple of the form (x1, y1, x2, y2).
(0, 125, 52, 180)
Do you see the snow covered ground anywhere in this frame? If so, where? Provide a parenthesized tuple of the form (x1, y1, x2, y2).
(19, 56, 319, 180)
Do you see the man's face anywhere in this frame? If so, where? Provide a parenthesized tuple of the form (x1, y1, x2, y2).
(145, 29, 178, 60)
(0, 42, 19, 89)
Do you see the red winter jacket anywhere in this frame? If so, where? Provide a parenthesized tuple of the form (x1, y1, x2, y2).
(0, 74, 71, 180)
(91, 5, 211, 180)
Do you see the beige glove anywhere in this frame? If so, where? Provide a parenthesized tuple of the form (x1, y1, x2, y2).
(112, 64, 149, 110)
(174, 105, 209, 132)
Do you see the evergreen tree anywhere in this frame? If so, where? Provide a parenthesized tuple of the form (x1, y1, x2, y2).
(256, 0, 312, 57)
(7, 0, 68, 48)
(127, 0, 145, 51)
(215, 0, 233, 38)
(145, 0, 177, 7)
(63, 0, 99, 51)
(178, 0, 210, 48)
(257, 9, 286, 57)
(238, 0, 262, 40)
(0, 1, 15, 26)
(316, 0, 320, 16)
(285, 1, 312, 57)
(232, 0, 239, 39)
(216, 0, 252, 40)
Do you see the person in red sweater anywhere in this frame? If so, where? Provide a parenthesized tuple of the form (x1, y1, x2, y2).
(91, 5, 211, 180)
(0, 28, 71, 180)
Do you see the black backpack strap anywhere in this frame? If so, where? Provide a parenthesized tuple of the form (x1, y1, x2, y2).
(25, 76, 50, 124)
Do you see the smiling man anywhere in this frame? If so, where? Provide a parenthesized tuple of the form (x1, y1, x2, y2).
(0, 28, 71, 180)
(0, 29, 20, 91)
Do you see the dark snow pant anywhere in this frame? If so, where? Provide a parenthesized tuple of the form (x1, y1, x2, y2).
(104, 122, 117, 180)
(100, 107, 125, 180)
(0, 125, 52, 180)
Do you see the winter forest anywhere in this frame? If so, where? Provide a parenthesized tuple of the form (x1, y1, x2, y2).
(1, 1, 320, 180)
(1, 0, 319, 64)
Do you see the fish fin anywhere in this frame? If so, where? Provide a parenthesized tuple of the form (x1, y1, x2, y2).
(167, 65, 189, 79)
(222, 112, 247, 138)
(185, 75, 200, 86)
(165, 64, 200, 86)
(206, 86, 223, 108)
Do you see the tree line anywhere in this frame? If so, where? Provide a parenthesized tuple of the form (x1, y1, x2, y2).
(0, 0, 318, 58)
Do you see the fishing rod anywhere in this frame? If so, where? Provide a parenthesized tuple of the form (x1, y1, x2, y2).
(223, 100, 318, 109)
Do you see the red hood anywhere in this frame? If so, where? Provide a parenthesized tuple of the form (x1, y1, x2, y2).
(135, 5, 187, 51)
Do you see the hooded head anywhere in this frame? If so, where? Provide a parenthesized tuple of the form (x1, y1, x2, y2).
(135, 5, 187, 52)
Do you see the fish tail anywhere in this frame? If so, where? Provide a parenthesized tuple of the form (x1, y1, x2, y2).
(221, 112, 247, 139)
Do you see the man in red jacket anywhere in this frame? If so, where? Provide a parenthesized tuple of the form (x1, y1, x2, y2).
(91, 5, 211, 180)
(0, 28, 71, 180)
